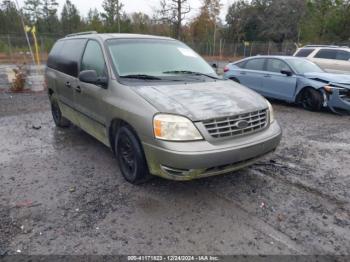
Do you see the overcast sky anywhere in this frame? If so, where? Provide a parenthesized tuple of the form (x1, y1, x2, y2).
(17, 0, 236, 21)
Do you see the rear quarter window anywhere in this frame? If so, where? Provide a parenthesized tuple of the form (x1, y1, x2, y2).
(314, 49, 337, 59)
(335, 50, 350, 61)
(47, 39, 87, 77)
(235, 61, 246, 68)
(47, 41, 64, 69)
(295, 49, 314, 57)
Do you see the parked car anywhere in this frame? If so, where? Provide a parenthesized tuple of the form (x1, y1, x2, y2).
(293, 45, 350, 74)
(223, 56, 350, 113)
(46, 32, 282, 184)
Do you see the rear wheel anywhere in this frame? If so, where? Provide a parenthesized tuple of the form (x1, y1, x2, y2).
(300, 88, 323, 111)
(50, 98, 70, 127)
(115, 126, 151, 184)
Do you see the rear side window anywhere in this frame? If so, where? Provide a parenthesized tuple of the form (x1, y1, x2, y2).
(81, 40, 107, 77)
(335, 50, 350, 61)
(314, 49, 337, 59)
(244, 59, 265, 71)
(266, 59, 291, 73)
(295, 49, 314, 57)
(47, 39, 87, 77)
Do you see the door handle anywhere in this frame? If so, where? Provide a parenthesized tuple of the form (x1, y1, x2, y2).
(74, 86, 81, 93)
(65, 81, 71, 88)
(240, 72, 247, 75)
(264, 74, 271, 78)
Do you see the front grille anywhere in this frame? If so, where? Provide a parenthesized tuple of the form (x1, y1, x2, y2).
(202, 109, 268, 139)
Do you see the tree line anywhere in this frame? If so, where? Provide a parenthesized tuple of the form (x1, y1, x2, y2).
(0, 0, 350, 45)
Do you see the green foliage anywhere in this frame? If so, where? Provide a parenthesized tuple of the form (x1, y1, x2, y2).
(0, 0, 349, 52)
(61, 0, 81, 35)
(23, 0, 42, 23)
(0, 0, 22, 34)
(225, 0, 350, 44)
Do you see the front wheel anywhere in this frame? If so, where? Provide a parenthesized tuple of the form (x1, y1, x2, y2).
(115, 126, 151, 184)
(300, 88, 323, 111)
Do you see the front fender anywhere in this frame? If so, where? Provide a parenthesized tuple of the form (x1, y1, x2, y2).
(294, 77, 326, 102)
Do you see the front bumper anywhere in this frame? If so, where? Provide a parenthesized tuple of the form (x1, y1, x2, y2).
(143, 121, 282, 181)
(328, 89, 350, 112)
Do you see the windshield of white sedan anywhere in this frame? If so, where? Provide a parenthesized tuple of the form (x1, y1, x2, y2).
(107, 39, 217, 79)
(286, 58, 324, 74)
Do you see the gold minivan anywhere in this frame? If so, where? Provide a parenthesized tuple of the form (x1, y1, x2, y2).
(46, 32, 282, 184)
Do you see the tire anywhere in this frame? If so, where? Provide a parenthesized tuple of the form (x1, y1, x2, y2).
(230, 77, 240, 83)
(115, 126, 151, 184)
(50, 98, 70, 127)
(300, 88, 323, 111)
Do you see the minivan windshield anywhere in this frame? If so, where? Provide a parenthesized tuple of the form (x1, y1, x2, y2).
(107, 39, 217, 80)
(285, 58, 324, 74)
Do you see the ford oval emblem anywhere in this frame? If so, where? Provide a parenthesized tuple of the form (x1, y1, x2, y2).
(236, 120, 249, 129)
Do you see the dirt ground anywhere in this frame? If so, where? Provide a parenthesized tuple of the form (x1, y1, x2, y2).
(1, 92, 350, 256)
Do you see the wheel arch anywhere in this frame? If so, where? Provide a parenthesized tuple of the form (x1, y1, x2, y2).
(108, 118, 142, 154)
(295, 86, 322, 103)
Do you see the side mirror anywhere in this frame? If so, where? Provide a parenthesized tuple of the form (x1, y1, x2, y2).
(79, 70, 108, 87)
(211, 63, 218, 69)
(281, 70, 293, 77)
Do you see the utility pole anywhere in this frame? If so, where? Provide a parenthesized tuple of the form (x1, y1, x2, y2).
(14, 0, 36, 66)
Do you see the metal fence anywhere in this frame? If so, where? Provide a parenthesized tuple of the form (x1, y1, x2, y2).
(1, 34, 349, 65)
(187, 40, 298, 61)
(0, 34, 59, 64)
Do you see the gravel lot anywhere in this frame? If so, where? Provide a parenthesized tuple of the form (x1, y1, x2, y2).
(1, 92, 350, 255)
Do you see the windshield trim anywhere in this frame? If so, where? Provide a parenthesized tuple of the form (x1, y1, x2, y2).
(284, 58, 324, 74)
(105, 38, 217, 83)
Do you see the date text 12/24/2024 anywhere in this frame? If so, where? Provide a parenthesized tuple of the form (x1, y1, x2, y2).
(127, 256, 220, 261)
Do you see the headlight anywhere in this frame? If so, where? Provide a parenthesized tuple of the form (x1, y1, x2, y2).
(153, 114, 203, 141)
(324, 85, 333, 93)
(324, 85, 346, 94)
(266, 100, 275, 124)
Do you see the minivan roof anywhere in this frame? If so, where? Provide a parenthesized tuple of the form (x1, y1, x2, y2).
(63, 33, 174, 41)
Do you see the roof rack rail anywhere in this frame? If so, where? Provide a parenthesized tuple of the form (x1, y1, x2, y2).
(304, 45, 340, 48)
(65, 31, 97, 37)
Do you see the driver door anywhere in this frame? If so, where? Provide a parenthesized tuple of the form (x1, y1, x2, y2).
(262, 58, 297, 101)
(74, 40, 110, 146)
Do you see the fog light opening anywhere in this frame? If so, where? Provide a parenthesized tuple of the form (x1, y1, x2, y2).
(160, 165, 190, 176)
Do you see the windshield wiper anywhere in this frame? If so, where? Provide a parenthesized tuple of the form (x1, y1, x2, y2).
(163, 70, 219, 80)
(120, 74, 162, 80)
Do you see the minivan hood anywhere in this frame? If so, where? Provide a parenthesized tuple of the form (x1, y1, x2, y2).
(134, 81, 268, 121)
(304, 72, 350, 85)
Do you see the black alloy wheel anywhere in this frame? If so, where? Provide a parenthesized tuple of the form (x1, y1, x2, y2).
(115, 126, 150, 184)
(301, 88, 323, 111)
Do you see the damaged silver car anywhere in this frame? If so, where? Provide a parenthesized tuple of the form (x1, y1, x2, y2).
(224, 56, 350, 114)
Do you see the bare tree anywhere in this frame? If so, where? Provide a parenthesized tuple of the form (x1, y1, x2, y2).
(156, 0, 191, 39)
